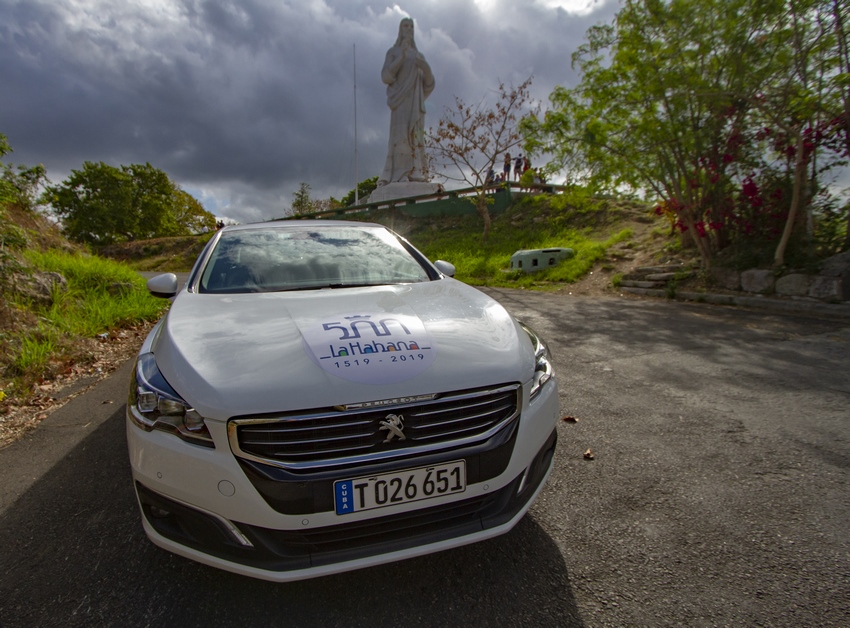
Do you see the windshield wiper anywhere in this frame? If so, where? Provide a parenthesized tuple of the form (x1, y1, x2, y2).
(325, 282, 388, 289)
(261, 283, 385, 292)
(262, 281, 412, 293)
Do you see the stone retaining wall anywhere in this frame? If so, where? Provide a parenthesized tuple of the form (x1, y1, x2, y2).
(621, 250, 850, 305)
(710, 250, 850, 303)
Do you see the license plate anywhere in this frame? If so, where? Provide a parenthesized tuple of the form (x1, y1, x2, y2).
(334, 460, 466, 515)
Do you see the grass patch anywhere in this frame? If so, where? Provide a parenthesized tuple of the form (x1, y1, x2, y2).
(407, 197, 635, 289)
(95, 193, 655, 293)
(22, 249, 167, 330)
(11, 328, 58, 377)
(95, 232, 213, 272)
(3, 249, 168, 394)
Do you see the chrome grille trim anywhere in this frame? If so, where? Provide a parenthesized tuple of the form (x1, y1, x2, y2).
(227, 384, 521, 471)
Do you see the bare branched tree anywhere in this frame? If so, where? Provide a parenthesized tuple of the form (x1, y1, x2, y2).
(427, 77, 538, 241)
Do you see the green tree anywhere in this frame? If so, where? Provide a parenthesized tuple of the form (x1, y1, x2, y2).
(1, 133, 47, 210)
(526, 0, 849, 267)
(292, 182, 312, 215)
(832, 0, 850, 250)
(1, 133, 17, 204)
(44, 161, 212, 244)
(45, 162, 129, 245)
(764, 0, 850, 265)
(125, 162, 177, 239)
(428, 77, 538, 242)
(340, 176, 379, 206)
(172, 187, 217, 234)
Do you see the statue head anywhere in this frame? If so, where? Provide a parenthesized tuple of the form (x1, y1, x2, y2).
(395, 17, 417, 49)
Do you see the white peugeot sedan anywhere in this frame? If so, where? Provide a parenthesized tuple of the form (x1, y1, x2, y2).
(128, 220, 559, 581)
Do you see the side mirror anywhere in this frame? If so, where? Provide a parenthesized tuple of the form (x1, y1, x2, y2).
(146, 273, 179, 299)
(433, 260, 456, 278)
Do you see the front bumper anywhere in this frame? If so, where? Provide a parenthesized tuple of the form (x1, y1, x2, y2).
(127, 378, 559, 582)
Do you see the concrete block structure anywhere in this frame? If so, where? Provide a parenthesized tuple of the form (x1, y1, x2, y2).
(510, 248, 574, 273)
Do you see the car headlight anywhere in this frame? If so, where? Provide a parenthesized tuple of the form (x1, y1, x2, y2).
(128, 353, 214, 448)
(519, 322, 554, 401)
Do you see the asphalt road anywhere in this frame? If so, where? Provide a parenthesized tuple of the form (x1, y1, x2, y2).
(1, 291, 848, 627)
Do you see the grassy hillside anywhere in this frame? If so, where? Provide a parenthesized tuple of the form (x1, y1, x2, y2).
(344, 195, 667, 289)
(100, 193, 668, 289)
(95, 232, 214, 272)
(0, 204, 169, 445)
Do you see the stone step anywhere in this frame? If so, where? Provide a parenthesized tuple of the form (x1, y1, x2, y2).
(620, 279, 665, 288)
(645, 271, 693, 281)
(634, 266, 683, 274)
(620, 286, 665, 296)
(623, 272, 665, 281)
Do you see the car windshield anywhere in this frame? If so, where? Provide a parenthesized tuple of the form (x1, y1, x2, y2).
(198, 225, 432, 294)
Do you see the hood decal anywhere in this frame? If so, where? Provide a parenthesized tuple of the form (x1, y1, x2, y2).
(301, 312, 437, 385)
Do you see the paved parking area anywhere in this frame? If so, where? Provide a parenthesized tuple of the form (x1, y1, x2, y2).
(1, 291, 848, 626)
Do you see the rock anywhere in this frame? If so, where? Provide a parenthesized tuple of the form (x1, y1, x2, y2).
(775, 274, 812, 297)
(818, 251, 850, 301)
(740, 269, 775, 294)
(12, 271, 68, 305)
(819, 250, 850, 277)
(107, 282, 134, 296)
(808, 276, 843, 302)
(710, 267, 741, 290)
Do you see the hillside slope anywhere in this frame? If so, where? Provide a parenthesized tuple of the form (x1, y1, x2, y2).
(368, 195, 676, 296)
(96, 234, 213, 272)
(0, 205, 165, 448)
(97, 197, 675, 296)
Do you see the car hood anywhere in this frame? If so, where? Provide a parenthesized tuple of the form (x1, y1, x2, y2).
(151, 279, 534, 420)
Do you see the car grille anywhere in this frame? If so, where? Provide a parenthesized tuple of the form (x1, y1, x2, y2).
(228, 384, 521, 470)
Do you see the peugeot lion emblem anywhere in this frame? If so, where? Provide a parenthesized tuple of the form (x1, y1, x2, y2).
(379, 414, 406, 442)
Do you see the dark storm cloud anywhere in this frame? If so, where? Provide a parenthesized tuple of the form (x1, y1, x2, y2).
(0, 0, 621, 223)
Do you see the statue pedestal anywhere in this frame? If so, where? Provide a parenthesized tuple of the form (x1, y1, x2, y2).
(366, 182, 441, 204)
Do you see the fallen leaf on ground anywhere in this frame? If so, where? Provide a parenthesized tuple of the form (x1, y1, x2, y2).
(0, 319, 156, 450)
(583, 448, 595, 460)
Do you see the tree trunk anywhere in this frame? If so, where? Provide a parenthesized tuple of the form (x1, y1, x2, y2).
(831, 0, 850, 250)
(477, 196, 491, 243)
(845, 202, 850, 253)
(679, 208, 712, 269)
(774, 127, 806, 268)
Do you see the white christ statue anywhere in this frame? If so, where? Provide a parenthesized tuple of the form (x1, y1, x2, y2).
(376, 18, 435, 187)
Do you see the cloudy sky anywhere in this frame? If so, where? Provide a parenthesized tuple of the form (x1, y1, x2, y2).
(1, 0, 621, 223)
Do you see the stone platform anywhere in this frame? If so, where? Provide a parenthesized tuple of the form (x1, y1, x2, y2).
(366, 182, 441, 204)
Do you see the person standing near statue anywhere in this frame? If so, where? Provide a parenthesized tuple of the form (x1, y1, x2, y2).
(376, 18, 435, 187)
